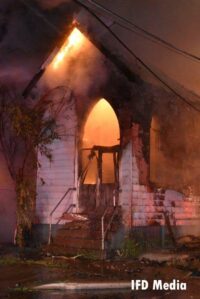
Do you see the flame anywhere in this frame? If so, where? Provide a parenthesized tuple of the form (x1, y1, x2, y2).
(52, 28, 84, 69)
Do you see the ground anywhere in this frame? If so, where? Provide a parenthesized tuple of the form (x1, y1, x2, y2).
(1, 245, 200, 299)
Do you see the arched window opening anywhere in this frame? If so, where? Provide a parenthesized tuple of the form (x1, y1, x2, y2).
(81, 98, 120, 184)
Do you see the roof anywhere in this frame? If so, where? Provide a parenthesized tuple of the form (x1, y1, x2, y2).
(2, 1, 198, 109)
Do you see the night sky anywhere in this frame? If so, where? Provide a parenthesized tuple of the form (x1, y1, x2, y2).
(1, 0, 200, 97)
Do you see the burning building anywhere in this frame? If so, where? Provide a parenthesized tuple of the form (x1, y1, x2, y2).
(1, 1, 200, 255)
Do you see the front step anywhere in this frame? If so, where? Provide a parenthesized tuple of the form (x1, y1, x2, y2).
(56, 227, 104, 240)
(48, 206, 122, 258)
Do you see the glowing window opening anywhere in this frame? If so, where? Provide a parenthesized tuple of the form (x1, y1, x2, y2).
(82, 98, 120, 184)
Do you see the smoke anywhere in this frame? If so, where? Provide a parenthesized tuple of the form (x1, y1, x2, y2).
(42, 29, 108, 98)
(35, 0, 72, 9)
(0, 0, 76, 86)
(1, 0, 200, 96)
(0, 66, 33, 88)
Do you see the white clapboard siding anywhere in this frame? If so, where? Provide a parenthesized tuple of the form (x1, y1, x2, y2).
(36, 95, 77, 224)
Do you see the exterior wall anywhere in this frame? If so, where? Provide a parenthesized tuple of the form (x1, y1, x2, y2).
(120, 123, 200, 230)
(164, 190, 200, 227)
(149, 97, 200, 195)
(119, 140, 155, 228)
(119, 123, 155, 229)
(36, 96, 77, 224)
(119, 142, 133, 228)
(77, 4, 200, 196)
(0, 152, 16, 243)
(36, 99, 200, 231)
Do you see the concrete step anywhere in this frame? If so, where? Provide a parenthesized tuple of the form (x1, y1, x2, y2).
(60, 213, 89, 222)
(57, 221, 119, 238)
(62, 220, 90, 228)
(50, 206, 122, 255)
(60, 217, 120, 232)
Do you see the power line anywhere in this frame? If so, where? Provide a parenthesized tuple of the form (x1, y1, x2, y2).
(87, 0, 200, 63)
(112, 22, 200, 64)
(18, 0, 200, 112)
(74, 0, 200, 113)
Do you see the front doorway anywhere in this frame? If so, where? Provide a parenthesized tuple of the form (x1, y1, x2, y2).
(78, 98, 120, 212)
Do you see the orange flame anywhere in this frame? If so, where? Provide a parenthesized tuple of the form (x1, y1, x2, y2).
(52, 28, 84, 69)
